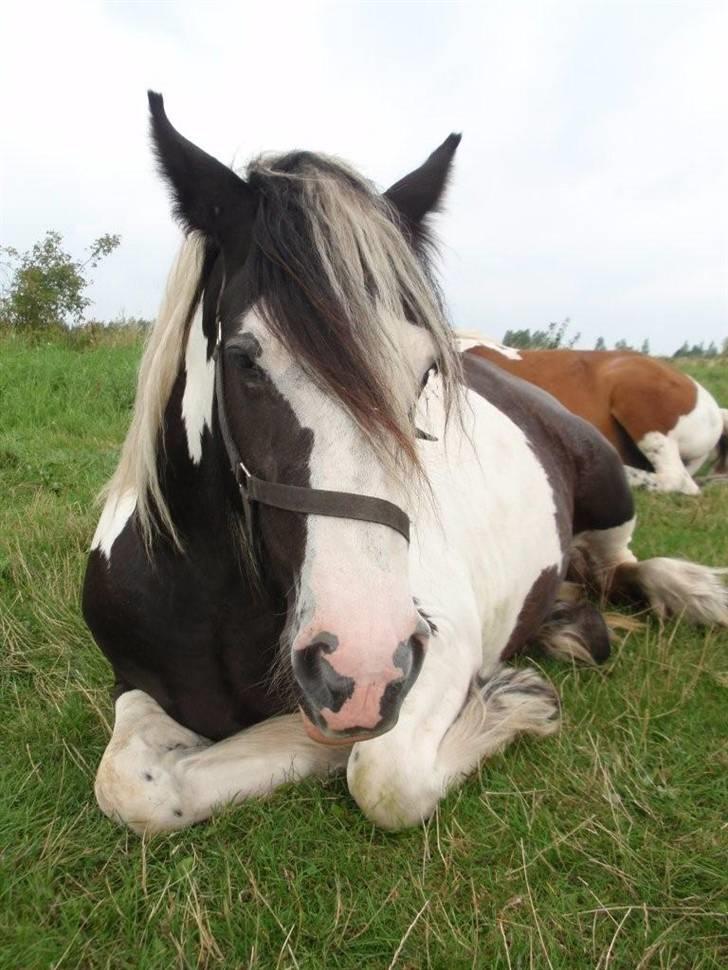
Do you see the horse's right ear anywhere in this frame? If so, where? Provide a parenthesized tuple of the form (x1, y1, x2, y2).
(147, 91, 256, 247)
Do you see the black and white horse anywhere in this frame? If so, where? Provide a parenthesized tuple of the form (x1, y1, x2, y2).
(83, 93, 728, 834)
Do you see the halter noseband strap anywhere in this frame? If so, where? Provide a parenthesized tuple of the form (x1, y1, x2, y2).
(213, 340, 411, 544)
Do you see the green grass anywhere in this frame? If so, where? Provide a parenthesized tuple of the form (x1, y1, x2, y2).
(1, 331, 727, 969)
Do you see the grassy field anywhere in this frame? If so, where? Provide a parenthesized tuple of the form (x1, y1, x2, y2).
(1, 331, 726, 969)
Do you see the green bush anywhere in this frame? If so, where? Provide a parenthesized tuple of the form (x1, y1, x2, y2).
(0, 230, 120, 331)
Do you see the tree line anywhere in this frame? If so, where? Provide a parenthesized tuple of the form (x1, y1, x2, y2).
(2, 231, 726, 359)
(504, 322, 728, 358)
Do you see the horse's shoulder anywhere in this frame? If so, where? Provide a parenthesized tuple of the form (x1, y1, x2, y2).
(82, 521, 183, 650)
(82, 521, 289, 739)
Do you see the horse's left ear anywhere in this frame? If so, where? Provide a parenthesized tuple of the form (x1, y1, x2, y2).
(147, 90, 256, 251)
(384, 133, 462, 228)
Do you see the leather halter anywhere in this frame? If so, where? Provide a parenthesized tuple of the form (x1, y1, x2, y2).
(213, 335, 412, 545)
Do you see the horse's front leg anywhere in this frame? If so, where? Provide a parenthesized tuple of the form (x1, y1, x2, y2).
(625, 433, 699, 495)
(95, 690, 349, 835)
(346, 621, 560, 831)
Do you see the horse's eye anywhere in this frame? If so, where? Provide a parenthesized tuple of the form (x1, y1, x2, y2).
(227, 334, 262, 372)
(233, 351, 257, 370)
(421, 362, 438, 390)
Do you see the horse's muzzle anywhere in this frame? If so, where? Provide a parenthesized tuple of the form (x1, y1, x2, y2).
(293, 631, 426, 743)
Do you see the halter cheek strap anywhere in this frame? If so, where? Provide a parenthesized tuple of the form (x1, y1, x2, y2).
(213, 341, 411, 544)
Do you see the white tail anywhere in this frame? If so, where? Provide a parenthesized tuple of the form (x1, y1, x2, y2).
(615, 558, 728, 626)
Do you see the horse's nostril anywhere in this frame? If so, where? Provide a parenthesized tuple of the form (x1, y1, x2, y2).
(406, 633, 426, 678)
(378, 635, 426, 722)
(292, 642, 322, 692)
(415, 614, 432, 639)
(292, 642, 355, 714)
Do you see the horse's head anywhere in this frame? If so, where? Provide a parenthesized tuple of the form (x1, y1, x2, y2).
(148, 92, 461, 743)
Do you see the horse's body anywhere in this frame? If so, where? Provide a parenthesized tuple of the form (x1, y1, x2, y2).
(460, 340, 728, 494)
(84, 95, 728, 834)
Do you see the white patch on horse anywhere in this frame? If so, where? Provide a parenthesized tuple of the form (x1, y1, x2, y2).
(425, 379, 563, 660)
(631, 379, 725, 489)
(630, 431, 699, 495)
(95, 690, 348, 834)
(347, 379, 564, 828)
(669, 378, 723, 473)
(455, 333, 522, 360)
(91, 489, 137, 559)
(625, 466, 658, 490)
(181, 308, 215, 464)
(573, 516, 637, 569)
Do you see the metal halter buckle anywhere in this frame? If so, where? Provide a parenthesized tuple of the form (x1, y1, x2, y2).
(237, 460, 252, 486)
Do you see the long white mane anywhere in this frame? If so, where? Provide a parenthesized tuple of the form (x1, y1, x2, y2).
(100, 235, 204, 548)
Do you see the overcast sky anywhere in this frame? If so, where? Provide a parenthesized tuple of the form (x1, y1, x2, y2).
(2, 0, 726, 353)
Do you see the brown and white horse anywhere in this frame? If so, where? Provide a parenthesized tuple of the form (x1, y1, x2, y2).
(460, 339, 728, 495)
